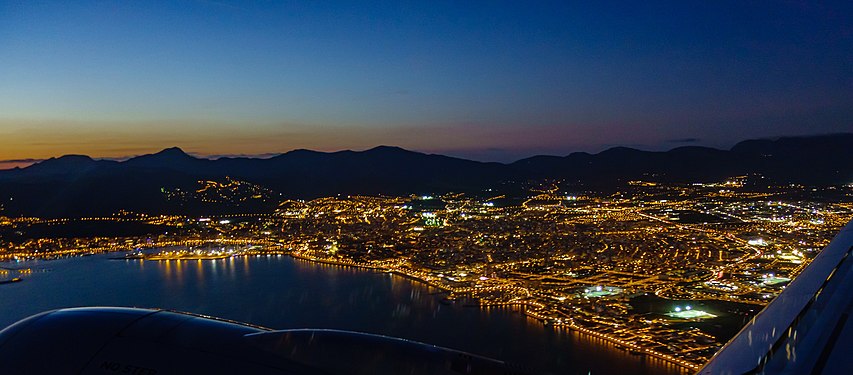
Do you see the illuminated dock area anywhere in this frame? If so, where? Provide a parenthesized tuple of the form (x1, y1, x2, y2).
(143, 248, 246, 261)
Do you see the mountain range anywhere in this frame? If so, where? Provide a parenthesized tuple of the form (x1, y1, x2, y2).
(0, 134, 851, 217)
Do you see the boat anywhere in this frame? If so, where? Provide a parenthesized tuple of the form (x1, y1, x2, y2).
(0, 277, 23, 285)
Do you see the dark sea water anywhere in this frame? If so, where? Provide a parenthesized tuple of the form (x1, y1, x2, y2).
(0, 254, 689, 375)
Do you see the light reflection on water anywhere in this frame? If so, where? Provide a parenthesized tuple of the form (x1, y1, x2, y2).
(1, 254, 688, 375)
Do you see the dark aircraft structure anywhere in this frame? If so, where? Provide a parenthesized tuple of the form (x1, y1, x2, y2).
(697, 220, 853, 375)
(0, 307, 522, 375)
(0, 306, 529, 375)
(1, 220, 851, 375)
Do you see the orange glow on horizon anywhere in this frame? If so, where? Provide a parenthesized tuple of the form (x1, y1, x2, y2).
(0, 118, 621, 163)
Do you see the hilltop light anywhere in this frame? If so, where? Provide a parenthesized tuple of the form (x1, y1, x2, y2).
(685, 306, 692, 311)
(675, 307, 682, 312)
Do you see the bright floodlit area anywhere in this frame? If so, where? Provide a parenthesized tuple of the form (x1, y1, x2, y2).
(761, 276, 792, 286)
(583, 286, 622, 298)
(667, 306, 718, 320)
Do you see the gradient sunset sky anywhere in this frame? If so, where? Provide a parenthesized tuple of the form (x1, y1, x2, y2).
(1, 1, 851, 166)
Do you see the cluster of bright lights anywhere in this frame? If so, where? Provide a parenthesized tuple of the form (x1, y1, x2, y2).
(747, 238, 767, 246)
(668, 305, 717, 319)
(582, 285, 622, 298)
(760, 273, 792, 286)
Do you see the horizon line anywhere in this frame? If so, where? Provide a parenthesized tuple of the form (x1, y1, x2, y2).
(2, 132, 850, 171)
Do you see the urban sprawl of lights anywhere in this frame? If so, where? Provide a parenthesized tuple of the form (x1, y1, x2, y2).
(1, 178, 851, 370)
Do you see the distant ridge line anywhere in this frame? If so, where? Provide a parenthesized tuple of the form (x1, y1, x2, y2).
(0, 133, 851, 217)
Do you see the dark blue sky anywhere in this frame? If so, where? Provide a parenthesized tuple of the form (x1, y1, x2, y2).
(0, 1, 851, 163)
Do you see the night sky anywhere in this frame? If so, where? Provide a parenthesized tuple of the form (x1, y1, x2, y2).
(1, 1, 851, 166)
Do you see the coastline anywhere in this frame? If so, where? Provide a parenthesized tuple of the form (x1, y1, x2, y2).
(3, 247, 697, 372)
(287, 252, 698, 372)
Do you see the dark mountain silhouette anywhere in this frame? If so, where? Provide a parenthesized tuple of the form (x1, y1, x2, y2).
(3, 155, 116, 179)
(123, 147, 203, 169)
(0, 134, 850, 217)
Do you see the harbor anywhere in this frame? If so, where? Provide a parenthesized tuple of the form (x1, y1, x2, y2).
(111, 246, 248, 261)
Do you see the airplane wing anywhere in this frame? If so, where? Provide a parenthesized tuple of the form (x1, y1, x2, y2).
(697, 219, 853, 375)
(0, 307, 530, 375)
